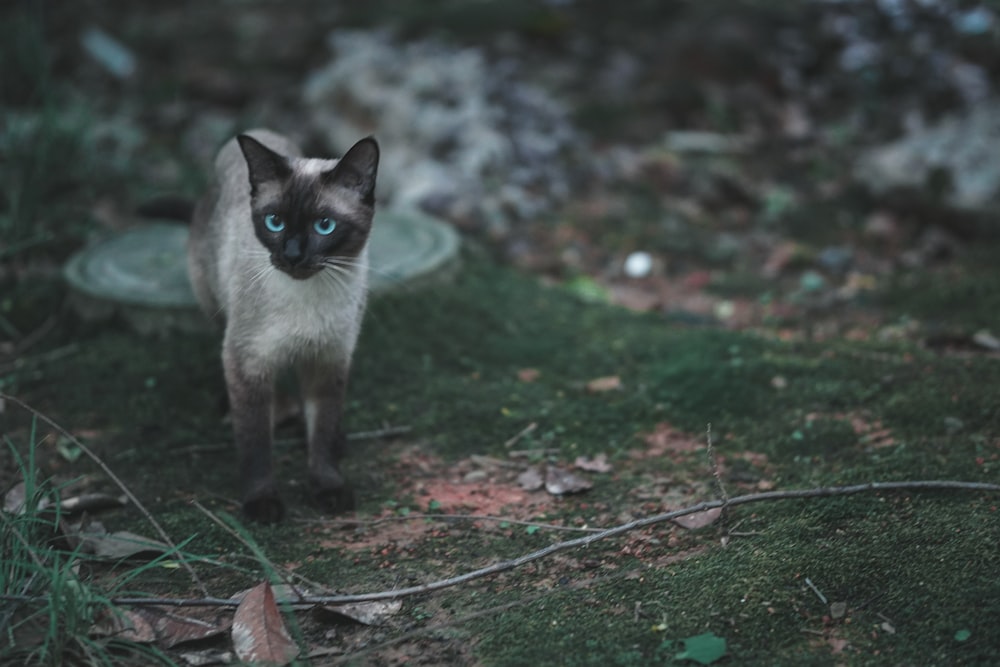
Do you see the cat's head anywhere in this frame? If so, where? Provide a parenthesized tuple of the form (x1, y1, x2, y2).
(236, 134, 379, 280)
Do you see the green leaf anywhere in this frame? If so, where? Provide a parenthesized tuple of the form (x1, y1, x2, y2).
(428, 499, 442, 512)
(525, 525, 540, 535)
(565, 276, 610, 304)
(56, 437, 83, 463)
(954, 629, 971, 642)
(674, 632, 727, 665)
(397, 506, 411, 517)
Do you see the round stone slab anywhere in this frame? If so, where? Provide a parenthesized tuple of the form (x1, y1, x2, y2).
(64, 208, 460, 331)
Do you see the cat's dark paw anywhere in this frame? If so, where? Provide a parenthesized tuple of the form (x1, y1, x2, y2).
(242, 486, 286, 523)
(308, 469, 355, 513)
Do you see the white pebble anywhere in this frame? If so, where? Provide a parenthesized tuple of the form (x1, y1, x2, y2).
(624, 251, 653, 278)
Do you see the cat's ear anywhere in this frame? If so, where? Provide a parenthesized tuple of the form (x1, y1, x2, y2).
(325, 137, 379, 205)
(237, 134, 292, 192)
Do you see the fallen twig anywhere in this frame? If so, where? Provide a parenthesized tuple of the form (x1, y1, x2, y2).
(2, 478, 995, 609)
(804, 577, 828, 605)
(504, 422, 537, 448)
(298, 512, 604, 534)
(347, 424, 412, 441)
(1, 392, 209, 597)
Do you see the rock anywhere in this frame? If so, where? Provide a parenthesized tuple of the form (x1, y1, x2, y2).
(854, 99, 1000, 214)
(799, 270, 827, 293)
(302, 30, 582, 228)
(816, 246, 854, 275)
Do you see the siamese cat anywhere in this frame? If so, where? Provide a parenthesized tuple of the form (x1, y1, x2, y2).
(188, 129, 379, 523)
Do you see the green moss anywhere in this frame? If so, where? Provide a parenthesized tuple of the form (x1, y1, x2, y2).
(883, 259, 1000, 332)
(469, 495, 999, 666)
(6, 260, 1000, 665)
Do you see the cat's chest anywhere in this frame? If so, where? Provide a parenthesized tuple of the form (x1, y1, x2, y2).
(232, 266, 366, 365)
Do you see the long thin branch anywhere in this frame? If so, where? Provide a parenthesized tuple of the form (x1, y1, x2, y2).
(297, 512, 603, 533)
(3, 479, 994, 609)
(1, 393, 209, 597)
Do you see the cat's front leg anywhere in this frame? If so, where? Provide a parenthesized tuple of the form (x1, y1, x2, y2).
(223, 344, 283, 522)
(299, 361, 355, 512)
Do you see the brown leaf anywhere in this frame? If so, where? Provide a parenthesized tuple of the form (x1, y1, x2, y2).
(154, 609, 231, 649)
(322, 600, 402, 626)
(586, 376, 622, 393)
(92, 606, 229, 648)
(608, 285, 661, 312)
(91, 608, 157, 644)
(517, 368, 541, 383)
(517, 467, 545, 491)
(573, 454, 613, 473)
(544, 465, 592, 495)
(230, 584, 312, 610)
(827, 637, 849, 655)
(673, 507, 722, 530)
(232, 582, 298, 666)
(636, 422, 701, 457)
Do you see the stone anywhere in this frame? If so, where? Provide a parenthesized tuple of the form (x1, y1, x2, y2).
(854, 99, 1000, 214)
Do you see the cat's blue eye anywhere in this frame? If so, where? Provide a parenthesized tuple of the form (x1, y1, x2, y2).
(313, 217, 337, 235)
(264, 213, 284, 233)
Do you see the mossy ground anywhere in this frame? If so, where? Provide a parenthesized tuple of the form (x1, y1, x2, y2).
(3, 2, 1000, 663)
(2, 253, 999, 665)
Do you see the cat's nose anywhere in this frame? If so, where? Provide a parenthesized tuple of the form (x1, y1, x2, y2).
(282, 237, 304, 264)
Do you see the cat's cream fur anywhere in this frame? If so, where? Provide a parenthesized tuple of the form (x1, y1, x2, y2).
(188, 129, 379, 522)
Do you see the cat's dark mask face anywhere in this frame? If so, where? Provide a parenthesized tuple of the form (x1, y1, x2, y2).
(237, 135, 379, 280)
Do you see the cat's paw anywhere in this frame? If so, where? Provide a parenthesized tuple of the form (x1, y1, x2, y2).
(308, 468, 355, 513)
(242, 486, 286, 523)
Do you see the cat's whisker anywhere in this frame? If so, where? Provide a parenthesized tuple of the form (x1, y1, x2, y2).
(319, 265, 356, 298)
(325, 257, 398, 282)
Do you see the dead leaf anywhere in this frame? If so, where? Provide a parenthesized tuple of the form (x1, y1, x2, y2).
(673, 507, 723, 530)
(973, 329, 1000, 351)
(91, 606, 229, 648)
(322, 600, 402, 626)
(544, 465, 592, 495)
(517, 467, 545, 491)
(636, 422, 701, 457)
(179, 649, 234, 666)
(762, 241, 804, 278)
(586, 376, 622, 393)
(829, 601, 847, 619)
(91, 608, 157, 644)
(574, 454, 613, 473)
(86, 530, 170, 560)
(232, 582, 298, 666)
(608, 285, 661, 312)
(61, 492, 128, 514)
(3, 482, 29, 514)
(517, 368, 541, 382)
(827, 637, 849, 655)
(230, 584, 312, 610)
(154, 609, 231, 649)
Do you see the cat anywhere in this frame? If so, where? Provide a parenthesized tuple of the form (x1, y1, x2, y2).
(188, 129, 379, 522)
